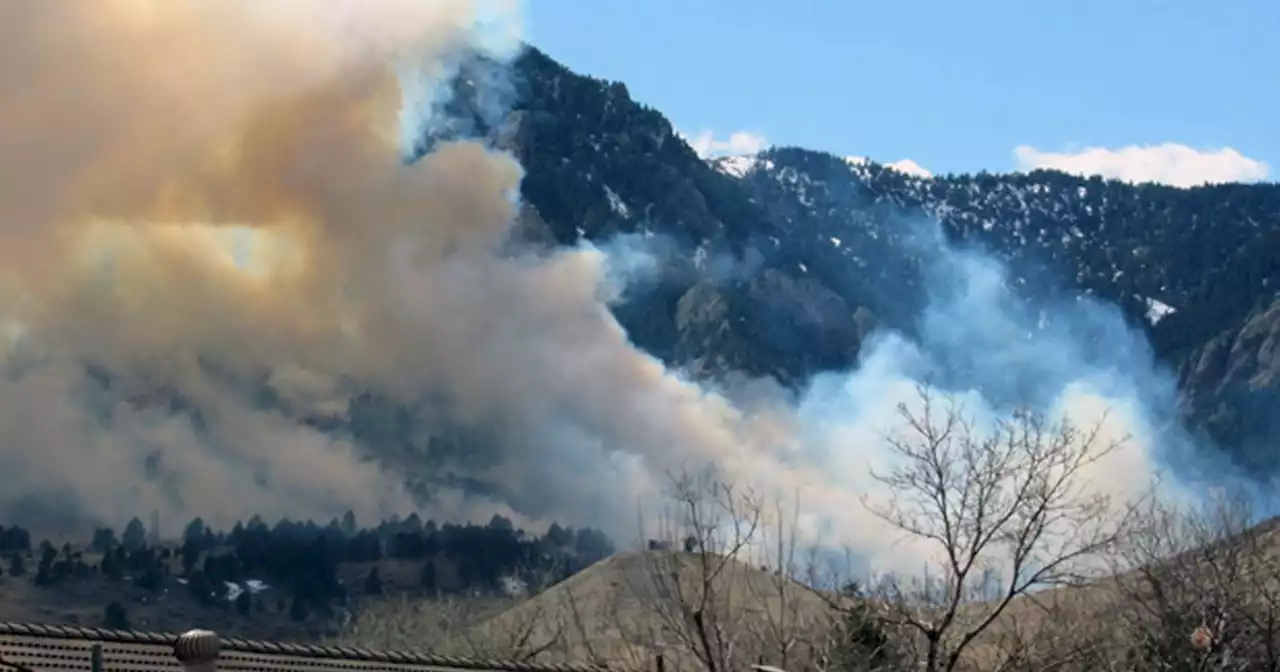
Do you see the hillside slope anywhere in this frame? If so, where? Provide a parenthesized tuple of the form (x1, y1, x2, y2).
(462, 550, 840, 670)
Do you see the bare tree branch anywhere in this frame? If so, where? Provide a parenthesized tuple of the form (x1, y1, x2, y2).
(625, 469, 852, 672)
(862, 385, 1137, 672)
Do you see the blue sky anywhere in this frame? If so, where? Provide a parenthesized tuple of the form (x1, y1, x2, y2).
(524, 0, 1276, 186)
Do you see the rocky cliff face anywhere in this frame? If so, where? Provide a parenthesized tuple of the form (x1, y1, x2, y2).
(1180, 295, 1280, 471)
(673, 269, 863, 385)
(495, 46, 1280, 471)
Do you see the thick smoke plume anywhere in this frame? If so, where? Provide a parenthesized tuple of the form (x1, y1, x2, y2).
(0, 0, 539, 531)
(1, 0, 1182, 574)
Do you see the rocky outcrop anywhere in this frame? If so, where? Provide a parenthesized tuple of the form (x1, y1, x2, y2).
(674, 279, 739, 378)
(674, 270, 862, 383)
(1180, 294, 1280, 469)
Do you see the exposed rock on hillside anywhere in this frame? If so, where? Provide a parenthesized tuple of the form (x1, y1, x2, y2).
(1180, 294, 1280, 470)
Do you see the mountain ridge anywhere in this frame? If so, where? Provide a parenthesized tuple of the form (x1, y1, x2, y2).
(499, 45, 1280, 473)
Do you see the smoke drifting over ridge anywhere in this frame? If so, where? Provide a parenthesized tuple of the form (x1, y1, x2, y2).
(0, 0, 1188, 571)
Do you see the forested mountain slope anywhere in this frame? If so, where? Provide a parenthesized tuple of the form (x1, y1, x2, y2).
(499, 46, 1280, 471)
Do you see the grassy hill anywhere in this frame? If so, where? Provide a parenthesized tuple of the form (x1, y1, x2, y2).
(334, 549, 845, 671)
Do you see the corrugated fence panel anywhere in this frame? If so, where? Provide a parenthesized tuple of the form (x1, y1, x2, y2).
(220, 651, 501, 672)
(2, 636, 184, 672)
(0, 624, 607, 672)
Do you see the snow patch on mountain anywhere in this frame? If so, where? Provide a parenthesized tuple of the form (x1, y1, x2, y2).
(844, 155, 933, 179)
(710, 153, 933, 180)
(1142, 296, 1177, 325)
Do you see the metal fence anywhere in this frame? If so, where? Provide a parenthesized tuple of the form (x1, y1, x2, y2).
(0, 624, 605, 672)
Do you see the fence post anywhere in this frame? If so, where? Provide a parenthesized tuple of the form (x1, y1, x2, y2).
(655, 652, 664, 672)
(89, 643, 103, 672)
(173, 629, 221, 672)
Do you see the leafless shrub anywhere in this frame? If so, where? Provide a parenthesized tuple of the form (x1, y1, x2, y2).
(1107, 490, 1280, 670)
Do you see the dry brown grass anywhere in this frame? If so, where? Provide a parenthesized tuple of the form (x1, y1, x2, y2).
(330, 593, 539, 657)
(331, 550, 845, 671)
(483, 551, 841, 669)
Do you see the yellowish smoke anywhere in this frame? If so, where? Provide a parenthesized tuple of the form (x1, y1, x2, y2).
(0, 0, 531, 529)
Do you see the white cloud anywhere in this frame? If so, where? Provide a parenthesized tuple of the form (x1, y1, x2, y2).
(1013, 143, 1270, 188)
(885, 158, 932, 178)
(845, 155, 933, 178)
(679, 129, 769, 159)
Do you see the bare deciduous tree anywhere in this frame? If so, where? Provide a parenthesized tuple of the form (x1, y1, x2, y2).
(1107, 490, 1280, 670)
(863, 385, 1137, 672)
(628, 469, 849, 672)
(633, 469, 764, 672)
